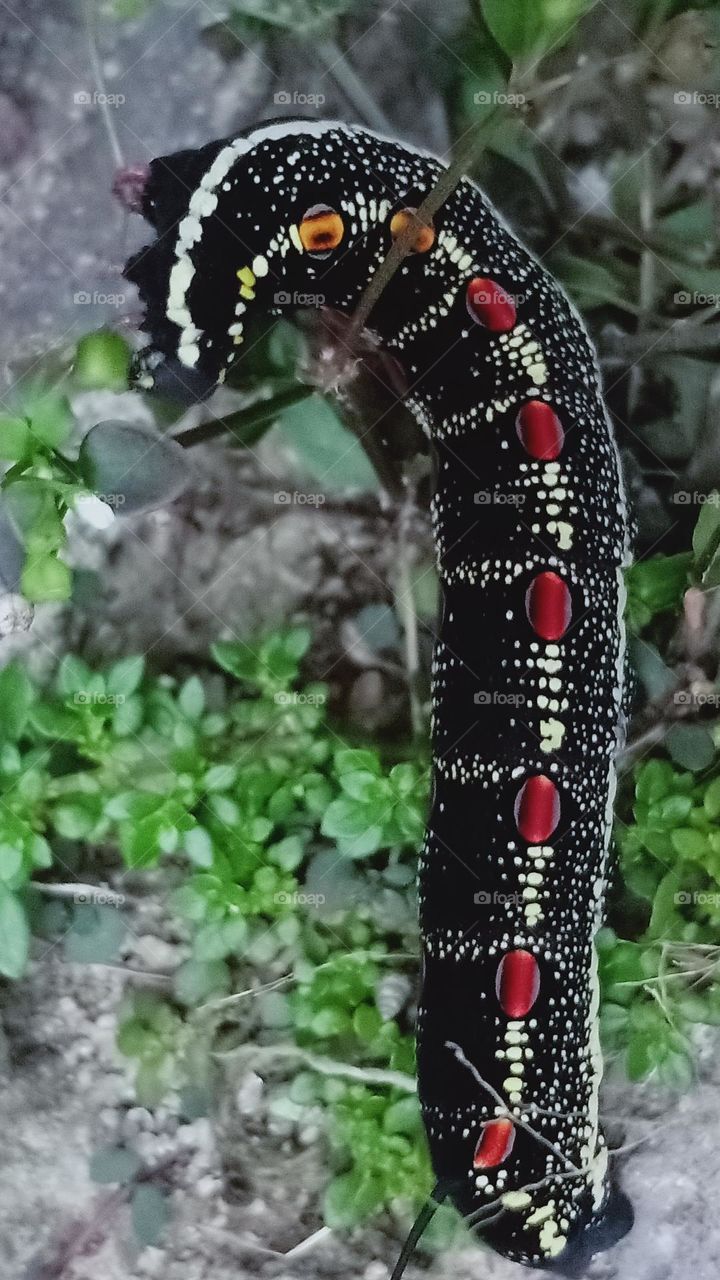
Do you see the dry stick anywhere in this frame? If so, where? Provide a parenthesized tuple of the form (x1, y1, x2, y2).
(216, 1041, 416, 1093)
(30, 880, 128, 907)
(446, 1041, 582, 1174)
(603, 320, 720, 361)
(628, 151, 655, 416)
(83, 0, 125, 169)
(617, 722, 667, 770)
(465, 1158, 596, 1232)
(396, 485, 423, 740)
(345, 116, 500, 352)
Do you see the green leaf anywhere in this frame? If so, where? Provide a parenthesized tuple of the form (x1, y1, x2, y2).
(0, 663, 33, 741)
(131, 1183, 171, 1247)
(276, 394, 378, 493)
(0, 885, 30, 978)
(65, 904, 126, 963)
(215, 0, 352, 42)
(21, 553, 71, 602)
(549, 251, 639, 313)
(89, 1144, 141, 1184)
(630, 639, 676, 700)
(184, 826, 214, 868)
(28, 702, 75, 739)
(23, 389, 74, 449)
(203, 763, 237, 792)
(382, 1096, 421, 1135)
(74, 330, 132, 391)
(53, 800, 98, 839)
(666, 724, 715, 772)
(321, 797, 374, 840)
(0, 415, 32, 461)
(323, 1171, 361, 1229)
(335, 749, 381, 776)
(78, 420, 191, 514)
(113, 693, 144, 737)
(671, 828, 710, 860)
(268, 834, 304, 871)
(174, 958, 229, 1006)
(704, 777, 720, 820)
(625, 554, 691, 631)
(106, 656, 145, 698)
(210, 640, 257, 683)
(480, 0, 593, 59)
(693, 496, 720, 566)
(0, 844, 22, 882)
(692, 497, 720, 585)
(178, 676, 205, 720)
(57, 653, 93, 698)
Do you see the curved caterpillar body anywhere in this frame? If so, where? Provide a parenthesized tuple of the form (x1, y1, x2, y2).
(125, 118, 633, 1273)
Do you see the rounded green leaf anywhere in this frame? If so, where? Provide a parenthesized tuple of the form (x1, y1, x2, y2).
(74, 330, 132, 391)
(0, 885, 30, 978)
(667, 724, 715, 772)
(78, 420, 191, 514)
(21, 553, 71, 602)
(89, 1144, 141, 1185)
(0, 416, 31, 461)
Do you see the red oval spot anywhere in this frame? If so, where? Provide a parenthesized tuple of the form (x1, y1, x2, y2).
(526, 571, 571, 641)
(473, 1118, 516, 1169)
(516, 401, 565, 460)
(514, 775, 560, 843)
(466, 277, 517, 332)
(496, 950, 540, 1018)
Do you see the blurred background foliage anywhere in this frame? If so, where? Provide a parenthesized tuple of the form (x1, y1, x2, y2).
(3, 0, 720, 1263)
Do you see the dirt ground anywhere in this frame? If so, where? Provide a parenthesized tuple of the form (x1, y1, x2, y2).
(3, 889, 720, 1280)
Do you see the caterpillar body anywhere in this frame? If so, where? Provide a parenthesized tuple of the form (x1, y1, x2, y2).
(124, 118, 633, 1274)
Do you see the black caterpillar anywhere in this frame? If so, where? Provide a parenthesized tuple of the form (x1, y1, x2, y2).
(124, 118, 633, 1275)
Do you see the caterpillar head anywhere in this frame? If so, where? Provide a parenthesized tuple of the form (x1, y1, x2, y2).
(123, 119, 443, 405)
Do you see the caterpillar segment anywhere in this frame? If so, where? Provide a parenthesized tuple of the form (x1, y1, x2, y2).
(124, 118, 633, 1273)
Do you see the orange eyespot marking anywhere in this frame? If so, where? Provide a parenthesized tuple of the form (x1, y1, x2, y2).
(389, 207, 435, 253)
(299, 205, 345, 257)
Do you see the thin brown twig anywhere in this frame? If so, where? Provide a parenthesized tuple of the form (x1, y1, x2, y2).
(345, 115, 501, 349)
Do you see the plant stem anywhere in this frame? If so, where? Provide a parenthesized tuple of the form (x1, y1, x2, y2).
(173, 383, 313, 448)
(215, 1042, 417, 1092)
(346, 115, 500, 347)
(396, 485, 423, 740)
(83, 0, 125, 169)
